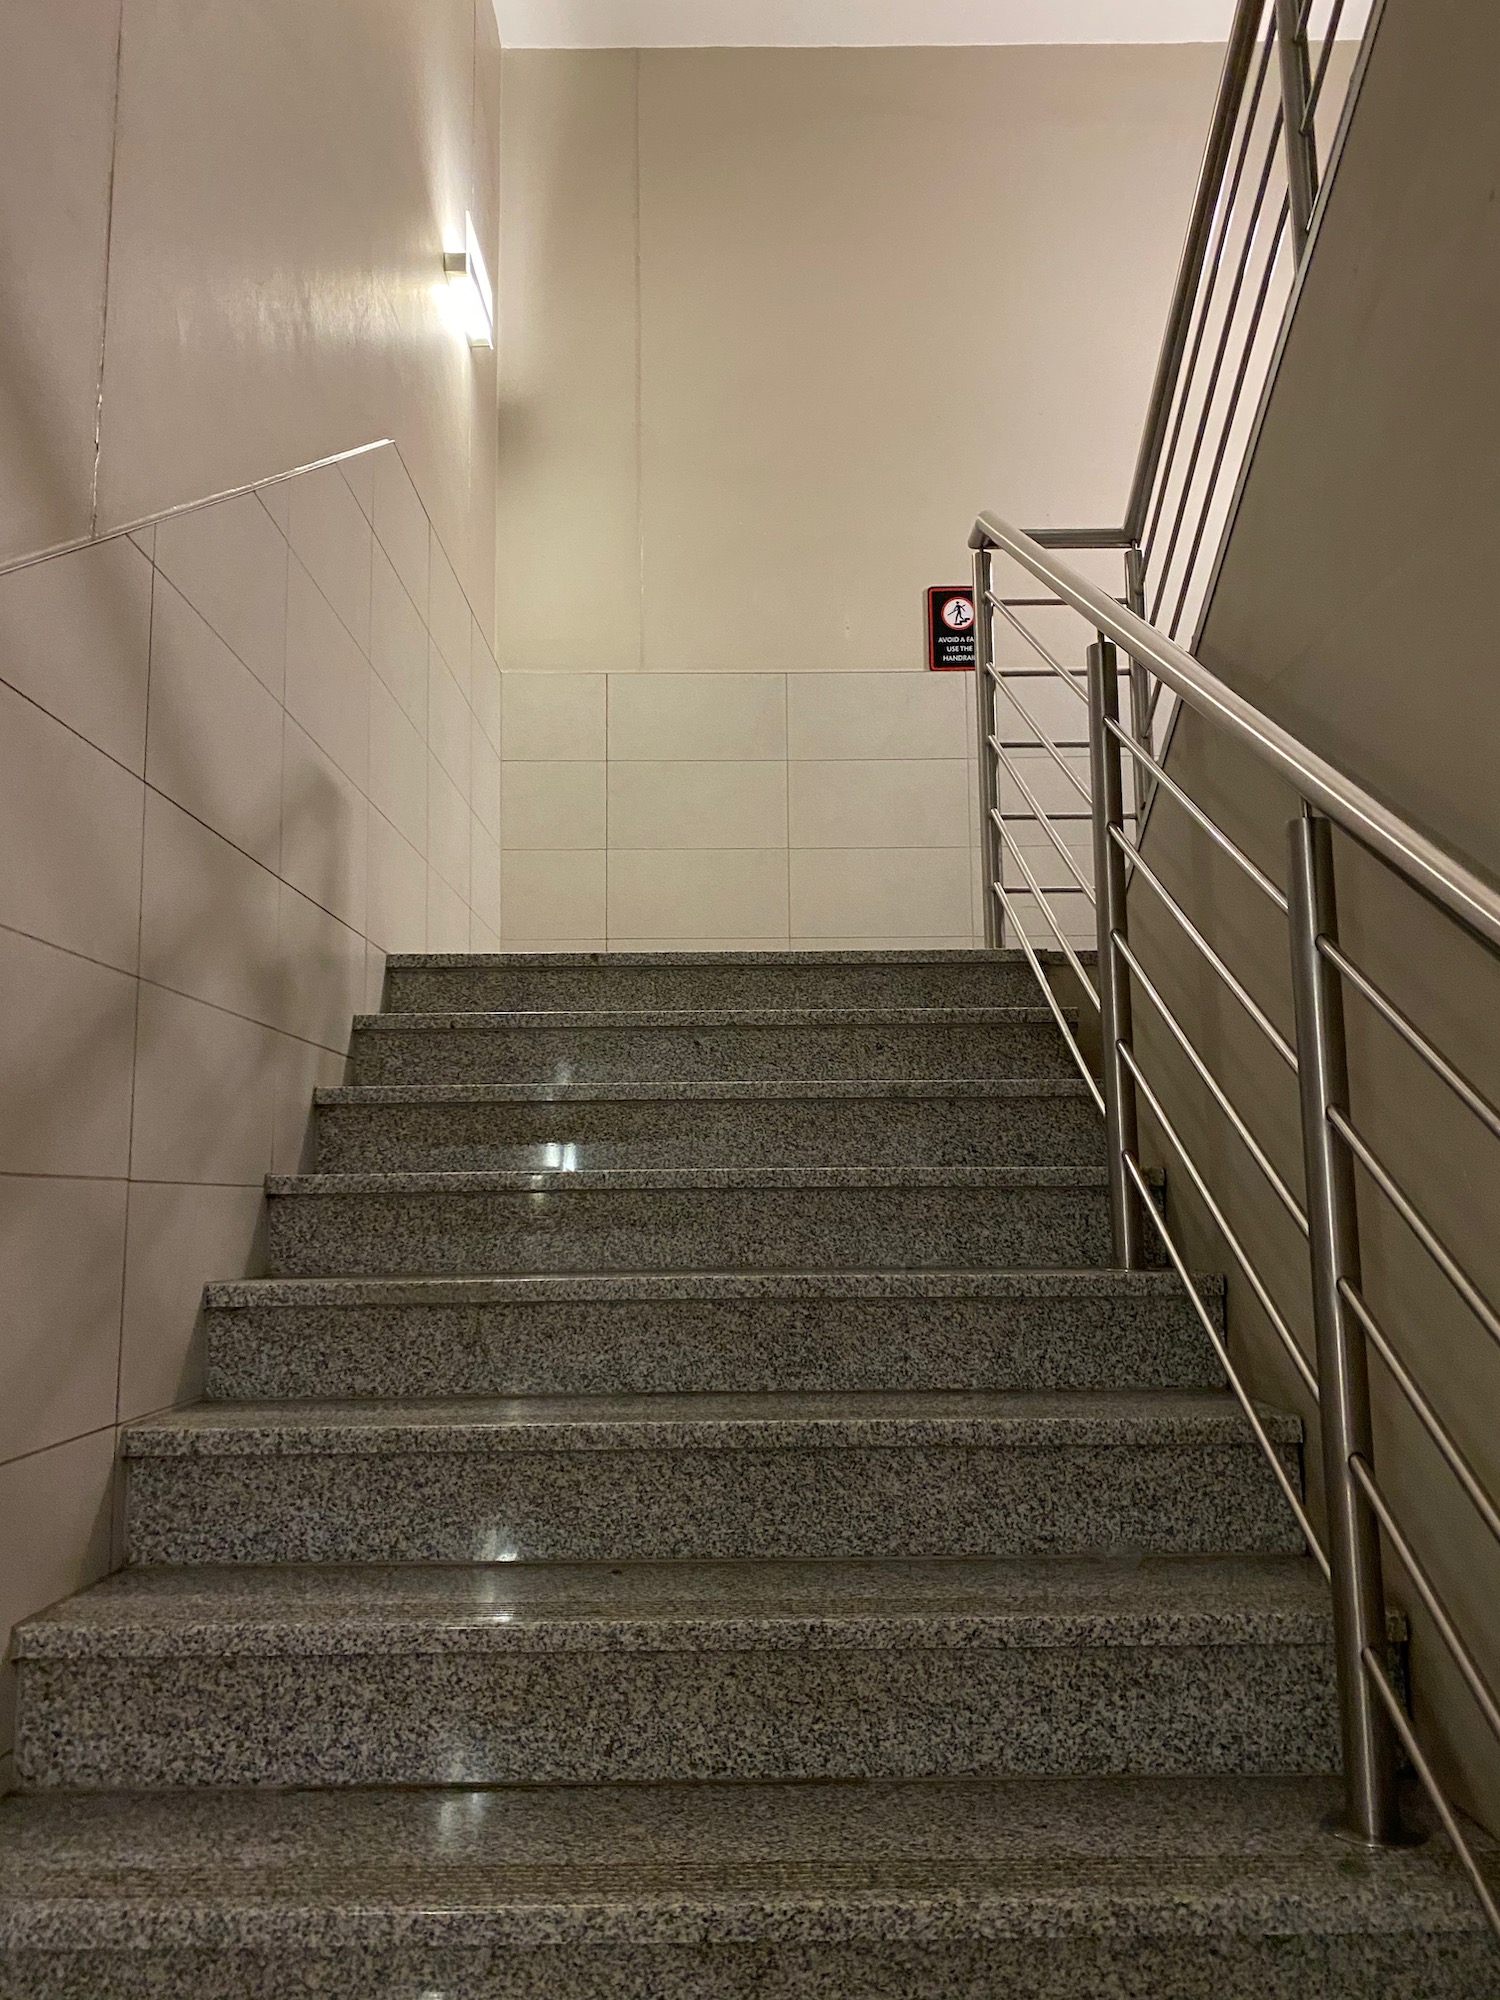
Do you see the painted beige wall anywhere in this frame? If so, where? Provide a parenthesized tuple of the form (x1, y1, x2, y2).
(1134, 0, 1500, 1828)
(0, 0, 501, 633)
(493, 44, 1220, 946)
(497, 44, 1221, 674)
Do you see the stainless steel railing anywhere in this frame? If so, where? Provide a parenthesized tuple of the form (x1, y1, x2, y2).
(970, 513, 1500, 1931)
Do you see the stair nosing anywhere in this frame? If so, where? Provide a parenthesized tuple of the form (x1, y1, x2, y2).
(264, 1164, 1116, 1197)
(315, 1078, 1097, 1106)
(352, 1006, 1072, 1031)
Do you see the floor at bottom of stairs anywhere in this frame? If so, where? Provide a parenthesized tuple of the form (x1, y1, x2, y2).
(1, 1775, 1496, 1997)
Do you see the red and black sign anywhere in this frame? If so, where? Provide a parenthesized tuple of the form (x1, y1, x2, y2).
(926, 586, 976, 671)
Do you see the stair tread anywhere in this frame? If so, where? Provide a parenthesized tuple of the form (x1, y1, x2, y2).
(207, 1266, 1213, 1308)
(354, 1005, 1067, 1029)
(317, 1077, 1096, 1104)
(387, 949, 1044, 967)
(1, 1775, 1488, 1952)
(120, 1388, 1297, 1456)
(266, 1164, 1116, 1195)
(13, 1554, 1331, 1658)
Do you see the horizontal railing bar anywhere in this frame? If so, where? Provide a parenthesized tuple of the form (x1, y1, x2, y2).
(986, 696, 1092, 805)
(1350, 1455, 1500, 1749)
(994, 822, 1103, 1007)
(1318, 938, 1500, 1148)
(1111, 827, 1299, 1070)
(1359, 1648, 1500, 1943)
(988, 876, 1107, 1117)
(1105, 717, 1289, 912)
(1123, 1147, 1329, 1570)
(986, 594, 1090, 705)
(967, 518, 1500, 957)
(1119, 1042, 1320, 1399)
(1339, 1279, 1500, 1556)
(1024, 527, 1134, 549)
(1303, 0, 1349, 130)
(1000, 812, 1093, 823)
(1115, 932, 1310, 1235)
(989, 754, 1096, 903)
(1328, 1109, 1500, 1356)
(999, 596, 1071, 609)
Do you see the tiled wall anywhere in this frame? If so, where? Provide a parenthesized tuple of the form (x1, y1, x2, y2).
(0, 443, 499, 1780)
(497, 669, 986, 949)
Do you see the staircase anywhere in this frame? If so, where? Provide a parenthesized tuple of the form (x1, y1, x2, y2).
(1, 950, 1494, 1996)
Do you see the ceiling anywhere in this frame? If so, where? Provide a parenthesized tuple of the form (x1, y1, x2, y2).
(492, 0, 1373, 49)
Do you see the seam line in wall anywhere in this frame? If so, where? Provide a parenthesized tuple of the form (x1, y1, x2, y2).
(114, 543, 153, 1444)
(0, 1421, 120, 1477)
(88, 0, 127, 538)
(634, 50, 644, 679)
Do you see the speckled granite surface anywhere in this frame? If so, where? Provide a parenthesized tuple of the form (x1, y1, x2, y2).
(263, 1167, 1122, 1276)
(313, 1077, 1105, 1172)
(13, 1558, 1343, 1789)
(348, 1008, 1078, 1085)
(383, 947, 1049, 1013)
(115, 1389, 1300, 1565)
(204, 1267, 1226, 1399)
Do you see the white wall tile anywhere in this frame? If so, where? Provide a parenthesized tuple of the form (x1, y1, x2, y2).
(371, 448, 430, 617)
(608, 849, 789, 939)
(471, 723, 502, 841)
(788, 670, 968, 760)
(0, 535, 152, 773)
(0, 927, 137, 1179)
(471, 821, 502, 938)
(152, 491, 288, 699)
(790, 846, 973, 937)
(284, 557, 370, 792)
(369, 674, 428, 852)
(503, 672, 605, 761)
(0, 678, 145, 975)
(428, 646, 471, 792)
(429, 536, 470, 688)
(146, 576, 284, 869)
(426, 867, 470, 952)
(287, 464, 372, 656)
(427, 753, 471, 902)
(370, 542, 428, 729)
(367, 809, 428, 954)
(471, 621, 502, 753)
(274, 884, 366, 1050)
(502, 850, 606, 940)
(789, 758, 969, 848)
(0, 1176, 126, 1463)
(119, 1180, 265, 1422)
(129, 983, 277, 1185)
(501, 761, 605, 851)
(139, 792, 282, 1024)
(280, 717, 368, 934)
(608, 760, 787, 849)
(608, 673, 785, 761)
(340, 448, 377, 525)
(270, 1032, 345, 1174)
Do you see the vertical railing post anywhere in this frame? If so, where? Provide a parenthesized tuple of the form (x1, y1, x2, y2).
(1123, 543, 1154, 822)
(1287, 808, 1404, 1844)
(1087, 637, 1144, 1269)
(972, 540, 1003, 948)
(1274, 0, 1320, 263)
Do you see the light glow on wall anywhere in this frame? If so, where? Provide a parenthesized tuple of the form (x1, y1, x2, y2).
(444, 213, 495, 348)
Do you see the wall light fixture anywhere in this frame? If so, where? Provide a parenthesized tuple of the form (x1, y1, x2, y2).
(444, 213, 494, 349)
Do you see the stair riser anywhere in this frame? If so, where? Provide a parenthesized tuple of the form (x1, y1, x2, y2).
(315, 1093, 1105, 1173)
(124, 1441, 1304, 1565)
(205, 1291, 1224, 1399)
(15, 1643, 1340, 1790)
(350, 1022, 1075, 1087)
(19, 1936, 1494, 2000)
(384, 961, 1045, 1013)
(265, 1184, 1116, 1277)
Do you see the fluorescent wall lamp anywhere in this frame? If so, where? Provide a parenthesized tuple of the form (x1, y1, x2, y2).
(444, 214, 494, 349)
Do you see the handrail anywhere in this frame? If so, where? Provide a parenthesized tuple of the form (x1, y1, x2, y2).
(971, 513, 1500, 959)
(0, 438, 394, 581)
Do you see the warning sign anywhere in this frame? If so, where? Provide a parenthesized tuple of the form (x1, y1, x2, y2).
(926, 586, 976, 671)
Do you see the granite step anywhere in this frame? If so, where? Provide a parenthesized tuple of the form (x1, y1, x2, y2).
(382, 947, 1051, 1015)
(263, 1165, 1124, 1276)
(4, 1776, 1496, 2000)
(202, 1269, 1226, 1401)
(313, 1077, 1105, 1173)
(117, 1390, 1304, 1565)
(12, 1555, 1342, 1792)
(348, 1006, 1078, 1086)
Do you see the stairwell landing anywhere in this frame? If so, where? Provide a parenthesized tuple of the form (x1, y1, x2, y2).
(0, 950, 1495, 1996)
